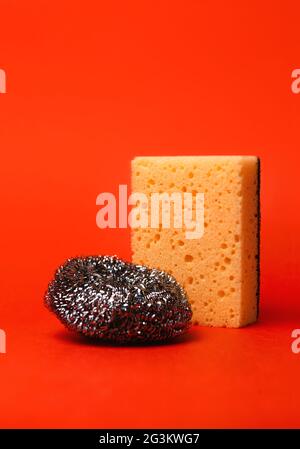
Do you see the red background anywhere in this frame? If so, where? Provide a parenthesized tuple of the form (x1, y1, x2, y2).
(0, 0, 300, 428)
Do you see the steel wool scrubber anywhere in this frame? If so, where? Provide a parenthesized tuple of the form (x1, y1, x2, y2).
(45, 255, 192, 343)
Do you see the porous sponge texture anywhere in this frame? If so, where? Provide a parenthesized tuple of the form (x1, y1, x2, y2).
(131, 156, 260, 328)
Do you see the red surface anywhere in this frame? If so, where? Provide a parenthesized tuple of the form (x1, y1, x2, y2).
(0, 0, 300, 428)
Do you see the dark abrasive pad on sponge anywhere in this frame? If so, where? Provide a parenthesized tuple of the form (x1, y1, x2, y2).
(45, 256, 192, 343)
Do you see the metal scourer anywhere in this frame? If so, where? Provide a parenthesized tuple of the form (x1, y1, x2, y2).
(45, 256, 192, 343)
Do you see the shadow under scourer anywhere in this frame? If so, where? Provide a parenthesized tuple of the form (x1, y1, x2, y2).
(45, 255, 192, 343)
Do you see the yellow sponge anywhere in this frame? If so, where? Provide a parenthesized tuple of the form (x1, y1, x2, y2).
(131, 156, 260, 328)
